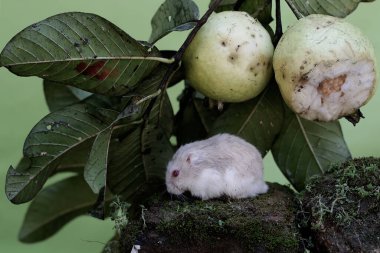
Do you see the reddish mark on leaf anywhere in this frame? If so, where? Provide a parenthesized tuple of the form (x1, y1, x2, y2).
(95, 69, 111, 80)
(75, 61, 111, 80)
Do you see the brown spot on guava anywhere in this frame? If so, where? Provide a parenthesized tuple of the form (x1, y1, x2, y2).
(296, 85, 304, 92)
(221, 41, 226, 47)
(228, 53, 238, 62)
(318, 74, 347, 96)
(299, 74, 309, 84)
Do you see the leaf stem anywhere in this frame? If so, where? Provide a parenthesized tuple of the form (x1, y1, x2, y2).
(136, 89, 162, 105)
(3, 56, 175, 67)
(284, 0, 304, 19)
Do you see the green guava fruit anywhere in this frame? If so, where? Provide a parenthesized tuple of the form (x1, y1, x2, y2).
(183, 11, 274, 103)
(273, 14, 377, 121)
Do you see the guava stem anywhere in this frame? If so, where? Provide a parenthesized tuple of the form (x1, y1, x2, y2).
(233, 0, 245, 11)
(274, 0, 283, 46)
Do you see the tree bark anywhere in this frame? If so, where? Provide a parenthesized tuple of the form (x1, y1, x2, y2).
(109, 183, 303, 253)
(299, 157, 380, 253)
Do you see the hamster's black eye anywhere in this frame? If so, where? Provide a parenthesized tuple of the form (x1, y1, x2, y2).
(172, 170, 179, 177)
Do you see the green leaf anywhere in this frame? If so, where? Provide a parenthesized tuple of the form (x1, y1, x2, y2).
(106, 65, 172, 197)
(175, 102, 207, 145)
(0, 12, 171, 95)
(102, 238, 120, 253)
(6, 63, 167, 204)
(84, 127, 113, 193)
(175, 89, 209, 145)
(142, 95, 174, 180)
(149, 0, 200, 44)
(285, 0, 373, 18)
(55, 139, 93, 173)
(272, 108, 352, 191)
(43, 80, 91, 112)
(210, 83, 284, 156)
(193, 98, 220, 134)
(141, 125, 173, 180)
(5, 96, 119, 204)
(156, 93, 175, 137)
(107, 127, 144, 197)
(18, 176, 101, 243)
(108, 93, 174, 199)
(214, 0, 273, 25)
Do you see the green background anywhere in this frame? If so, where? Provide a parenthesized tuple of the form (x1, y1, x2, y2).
(0, 1, 379, 252)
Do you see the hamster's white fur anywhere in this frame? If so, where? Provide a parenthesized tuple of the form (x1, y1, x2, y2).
(166, 133, 268, 200)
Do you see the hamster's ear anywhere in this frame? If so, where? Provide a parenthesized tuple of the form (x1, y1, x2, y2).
(186, 153, 200, 165)
(186, 154, 192, 164)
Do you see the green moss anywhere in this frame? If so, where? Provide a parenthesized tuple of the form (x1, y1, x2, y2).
(119, 222, 142, 250)
(152, 184, 301, 252)
(156, 200, 228, 245)
(302, 157, 380, 229)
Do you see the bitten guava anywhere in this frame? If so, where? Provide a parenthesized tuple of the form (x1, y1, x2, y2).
(273, 14, 377, 122)
(183, 11, 274, 103)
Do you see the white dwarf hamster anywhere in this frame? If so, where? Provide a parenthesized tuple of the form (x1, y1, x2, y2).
(166, 133, 269, 200)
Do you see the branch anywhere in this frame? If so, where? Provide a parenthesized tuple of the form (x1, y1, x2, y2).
(160, 0, 223, 91)
(143, 0, 223, 120)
